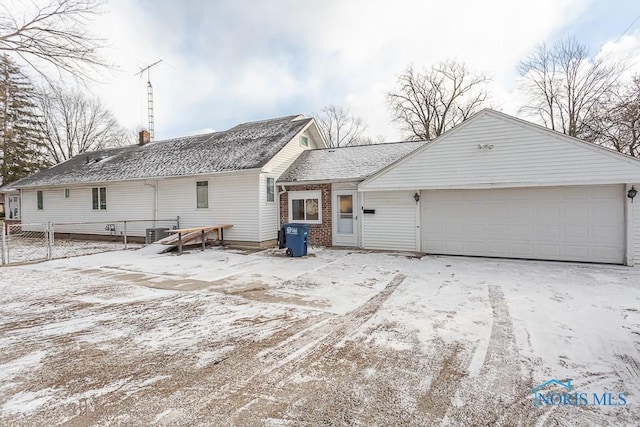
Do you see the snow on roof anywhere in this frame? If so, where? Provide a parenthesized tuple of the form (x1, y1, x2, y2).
(5, 115, 311, 189)
(278, 141, 426, 183)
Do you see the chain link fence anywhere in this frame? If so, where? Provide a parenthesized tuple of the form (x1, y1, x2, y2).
(1, 218, 178, 265)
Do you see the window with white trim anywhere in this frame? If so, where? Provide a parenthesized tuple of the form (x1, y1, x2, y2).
(92, 187, 106, 210)
(37, 191, 43, 210)
(196, 181, 209, 208)
(288, 190, 321, 224)
(266, 177, 275, 202)
(300, 135, 309, 147)
(64, 188, 70, 198)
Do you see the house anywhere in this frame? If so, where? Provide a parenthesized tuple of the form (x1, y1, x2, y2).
(1, 115, 325, 246)
(358, 110, 640, 266)
(277, 141, 425, 246)
(4, 109, 640, 266)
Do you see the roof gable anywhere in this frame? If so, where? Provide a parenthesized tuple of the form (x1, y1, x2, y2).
(359, 110, 640, 191)
(7, 115, 312, 189)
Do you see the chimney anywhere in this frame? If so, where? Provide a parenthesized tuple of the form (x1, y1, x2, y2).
(139, 130, 151, 146)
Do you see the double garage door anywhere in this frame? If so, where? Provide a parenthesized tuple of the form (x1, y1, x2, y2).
(421, 185, 625, 264)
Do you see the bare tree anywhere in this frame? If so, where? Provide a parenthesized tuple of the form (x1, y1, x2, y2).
(357, 134, 387, 145)
(518, 37, 626, 139)
(314, 105, 367, 148)
(589, 75, 640, 157)
(386, 60, 491, 141)
(0, 0, 108, 80)
(36, 85, 131, 164)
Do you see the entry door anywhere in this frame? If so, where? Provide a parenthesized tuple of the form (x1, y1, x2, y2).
(333, 190, 358, 246)
(7, 196, 20, 220)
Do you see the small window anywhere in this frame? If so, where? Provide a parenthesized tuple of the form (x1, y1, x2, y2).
(37, 191, 43, 210)
(300, 135, 308, 147)
(92, 187, 107, 210)
(64, 188, 70, 198)
(266, 178, 275, 202)
(196, 181, 209, 208)
(288, 191, 321, 224)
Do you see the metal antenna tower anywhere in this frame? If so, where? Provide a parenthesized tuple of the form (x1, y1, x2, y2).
(136, 60, 162, 140)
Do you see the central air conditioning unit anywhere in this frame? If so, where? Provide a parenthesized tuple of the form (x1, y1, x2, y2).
(145, 227, 170, 244)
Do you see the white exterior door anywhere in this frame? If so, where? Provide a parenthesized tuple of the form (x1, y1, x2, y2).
(421, 185, 625, 264)
(333, 190, 358, 246)
(7, 195, 20, 220)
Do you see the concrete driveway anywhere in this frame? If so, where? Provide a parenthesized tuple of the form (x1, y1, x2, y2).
(1, 247, 639, 425)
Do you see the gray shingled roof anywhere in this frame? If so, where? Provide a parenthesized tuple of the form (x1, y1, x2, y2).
(4, 115, 311, 189)
(278, 141, 426, 183)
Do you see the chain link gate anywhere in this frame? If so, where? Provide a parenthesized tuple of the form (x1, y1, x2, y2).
(1, 218, 178, 266)
(1, 222, 51, 264)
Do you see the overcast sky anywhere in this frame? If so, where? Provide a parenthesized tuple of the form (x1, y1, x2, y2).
(84, 0, 640, 142)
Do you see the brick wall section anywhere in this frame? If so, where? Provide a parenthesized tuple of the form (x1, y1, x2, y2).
(280, 183, 332, 246)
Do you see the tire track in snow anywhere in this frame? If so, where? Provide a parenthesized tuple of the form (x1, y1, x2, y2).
(444, 284, 533, 425)
(204, 274, 407, 423)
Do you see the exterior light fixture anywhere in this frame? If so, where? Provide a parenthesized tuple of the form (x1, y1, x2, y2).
(414, 192, 420, 203)
(628, 186, 638, 202)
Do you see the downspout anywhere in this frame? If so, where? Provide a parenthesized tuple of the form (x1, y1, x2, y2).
(143, 180, 158, 227)
(277, 185, 288, 232)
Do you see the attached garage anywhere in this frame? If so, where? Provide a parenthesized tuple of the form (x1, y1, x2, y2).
(420, 185, 624, 264)
(359, 110, 640, 266)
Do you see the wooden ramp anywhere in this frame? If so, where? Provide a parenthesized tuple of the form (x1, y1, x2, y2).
(158, 224, 233, 255)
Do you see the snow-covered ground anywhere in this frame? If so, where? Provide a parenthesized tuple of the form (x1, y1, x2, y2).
(2, 237, 142, 264)
(1, 247, 639, 425)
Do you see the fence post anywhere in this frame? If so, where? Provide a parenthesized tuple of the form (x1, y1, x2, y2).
(1, 222, 6, 265)
(6, 223, 10, 264)
(176, 216, 180, 229)
(123, 221, 128, 250)
(46, 222, 53, 260)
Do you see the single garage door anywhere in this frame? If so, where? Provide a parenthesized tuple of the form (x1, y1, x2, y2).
(421, 185, 625, 264)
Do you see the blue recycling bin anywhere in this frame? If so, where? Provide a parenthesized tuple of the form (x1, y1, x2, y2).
(283, 223, 310, 257)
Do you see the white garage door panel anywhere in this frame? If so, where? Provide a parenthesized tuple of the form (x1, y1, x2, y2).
(421, 185, 624, 264)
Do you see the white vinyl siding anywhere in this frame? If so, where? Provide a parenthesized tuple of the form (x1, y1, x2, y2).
(158, 172, 260, 242)
(262, 128, 323, 177)
(635, 185, 640, 263)
(20, 172, 263, 242)
(21, 182, 155, 237)
(361, 112, 640, 191)
(361, 191, 416, 251)
(421, 186, 625, 264)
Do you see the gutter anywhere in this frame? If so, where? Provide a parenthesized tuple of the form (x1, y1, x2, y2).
(277, 178, 363, 186)
(12, 167, 264, 190)
(277, 185, 288, 231)
(143, 180, 159, 225)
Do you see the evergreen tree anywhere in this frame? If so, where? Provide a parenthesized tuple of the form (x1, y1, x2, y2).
(0, 55, 47, 185)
